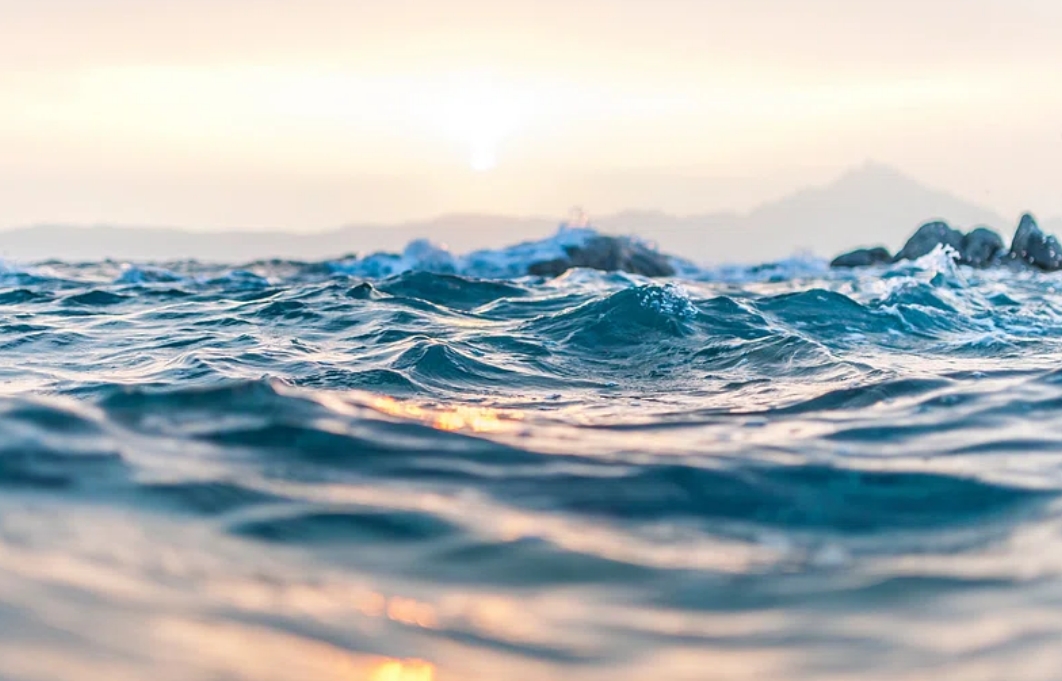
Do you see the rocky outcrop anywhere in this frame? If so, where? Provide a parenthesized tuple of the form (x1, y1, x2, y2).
(528, 235, 676, 278)
(830, 247, 892, 268)
(831, 214, 1060, 271)
(960, 227, 1005, 267)
(1008, 213, 1062, 270)
(893, 221, 965, 262)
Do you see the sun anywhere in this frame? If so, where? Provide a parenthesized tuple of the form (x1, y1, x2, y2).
(437, 71, 531, 172)
(469, 139, 497, 172)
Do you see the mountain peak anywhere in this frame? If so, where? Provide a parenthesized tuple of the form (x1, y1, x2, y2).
(819, 162, 940, 196)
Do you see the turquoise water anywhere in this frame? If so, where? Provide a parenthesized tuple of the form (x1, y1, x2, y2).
(2, 237, 1062, 680)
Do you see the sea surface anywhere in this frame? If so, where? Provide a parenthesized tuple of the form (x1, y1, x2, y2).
(3, 229, 1062, 680)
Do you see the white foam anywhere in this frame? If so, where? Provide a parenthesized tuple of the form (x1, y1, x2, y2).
(114, 264, 185, 285)
(329, 223, 601, 279)
(638, 283, 698, 319)
(907, 244, 966, 281)
(691, 253, 829, 284)
(325, 221, 833, 283)
(0, 259, 36, 279)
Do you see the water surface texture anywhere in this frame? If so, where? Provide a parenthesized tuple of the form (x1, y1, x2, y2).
(3, 233, 1062, 681)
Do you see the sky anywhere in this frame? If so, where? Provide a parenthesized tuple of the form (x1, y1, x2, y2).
(1, 0, 1060, 231)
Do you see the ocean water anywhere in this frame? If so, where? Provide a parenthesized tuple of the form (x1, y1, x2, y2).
(3, 231, 1062, 681)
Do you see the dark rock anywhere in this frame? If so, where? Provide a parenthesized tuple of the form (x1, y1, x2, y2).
(830, 214, 1061, 272)
(959, 227, 1005, 267)
(893, 221, 965, 262)
(830, 247, 892, 268)
(528, 235, 676, 278)
(346, 282, 379, 299)
(526, 258, 570, 277)
(1009, 213, 1062, 271)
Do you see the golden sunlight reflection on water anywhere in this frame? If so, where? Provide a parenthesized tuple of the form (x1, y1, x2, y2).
(368, 659, 436, 681)
(368, 396, 523, 433)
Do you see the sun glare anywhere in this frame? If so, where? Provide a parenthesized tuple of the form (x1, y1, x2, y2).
(67, 66, 563, 174)
(437, 71, 532, 172)
(469, 140, 498, 172)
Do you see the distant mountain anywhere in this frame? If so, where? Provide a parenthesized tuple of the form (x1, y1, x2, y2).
(0, 217, 559, 264)
(0, 163, 1053, 264)
(595, 162, 1017, 262)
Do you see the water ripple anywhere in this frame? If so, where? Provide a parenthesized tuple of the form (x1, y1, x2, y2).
(2, 252, 1062, 679)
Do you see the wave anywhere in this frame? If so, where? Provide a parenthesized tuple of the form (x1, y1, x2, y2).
(3, 378, 1053, 518)
(5, 224, 1062, 679)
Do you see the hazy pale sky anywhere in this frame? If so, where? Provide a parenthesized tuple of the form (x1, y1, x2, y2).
(1, 0, 1060, 230)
